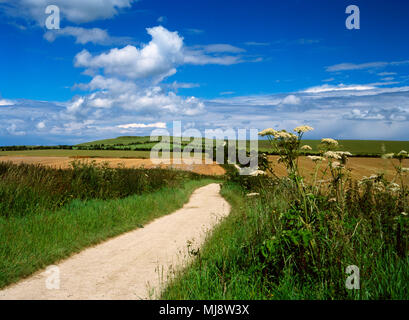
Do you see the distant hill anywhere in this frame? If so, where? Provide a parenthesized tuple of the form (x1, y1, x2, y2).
(78, 136, 409, 156)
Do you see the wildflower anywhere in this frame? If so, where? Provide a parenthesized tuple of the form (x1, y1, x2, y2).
(324, 151, 342, 160)
(375, 185, 385, 192)
(382, 153, 395, 159)
(273, 130, 297, 140)
(308, 155, 325, 162)
(387, 183, 400, 193)
(336, 151, 352, 157)
(294, 125, 314, 133)
(250, 170, 267, 176)
(331, 161, 342, 168)
(246, 193, 260, 197)
(321, 138, 339, 146)
(258, 128, 277, 137)
(402, 212, 408, 216)
(301, 145, 313, 151)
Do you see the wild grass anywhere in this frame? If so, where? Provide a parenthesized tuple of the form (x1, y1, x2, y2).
(0, 161, 203, 218)
(0, 166, 215, 288)
(163, 128, 409, 300)
(162, 178, 409, 300)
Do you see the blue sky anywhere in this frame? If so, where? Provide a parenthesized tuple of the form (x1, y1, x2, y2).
(0, 0, 409, 145)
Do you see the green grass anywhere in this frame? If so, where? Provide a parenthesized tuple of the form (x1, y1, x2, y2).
(77, 135, 153, 146)
(0, 178, 215, 289)
(0, 149, 152, 158)
(162, 178, 409, 300)
(3, 136, 409, 157)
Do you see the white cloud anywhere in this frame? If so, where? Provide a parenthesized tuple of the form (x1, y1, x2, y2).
(117, 122, 166, 129)
(1, 0, 137, 24)
(157, 16, 167, 24)
(75, 26, 184, 81)
(378, 72, 397, 76)
(74, 26, 248, 81)
(44, 27, 131, 45)
(0, 99, 15, 106)
(303, 84, 375, 94)
(326, 60, 409, 72)
(194, 44, 245, 53)
(282, 95, 300, 105)
(6, 123, 26, 136)
(36, 121, 46, 129)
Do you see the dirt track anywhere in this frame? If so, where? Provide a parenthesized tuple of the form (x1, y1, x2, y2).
(0, 156, 226, 176)
(0, 183, 230, 300)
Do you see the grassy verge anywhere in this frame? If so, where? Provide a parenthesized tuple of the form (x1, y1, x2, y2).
(0, 175, 215, 289)
(162, 180, 409, 300)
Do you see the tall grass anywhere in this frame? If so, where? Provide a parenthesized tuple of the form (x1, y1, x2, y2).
(163, 177, 409, 300)
(0, 160, 202, 218)
(163, 127, 409, 300)
(0, 174, 215, 289)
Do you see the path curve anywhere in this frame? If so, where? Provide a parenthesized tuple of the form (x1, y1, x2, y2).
(0, 183, 230, 300)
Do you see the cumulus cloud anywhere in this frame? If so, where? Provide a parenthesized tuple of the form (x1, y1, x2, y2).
(2, 83, 409, 144)
(75, 26, 183, 81)
(1, 0, 137, 25)
(74, 26, 247, 82)
(44, 27, 131, 45)
(67, 26, 252, 126)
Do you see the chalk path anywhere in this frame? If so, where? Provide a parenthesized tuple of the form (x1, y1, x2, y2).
(0, 183, 230, 300)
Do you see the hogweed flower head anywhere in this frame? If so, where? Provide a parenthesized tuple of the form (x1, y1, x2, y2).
(308, 155, 325, 162)
(301, 145, 313, 151)
(274, 130, 298, 140)
(294, 125, 314, 133)
(331, 161, 342, 168)
(258, 128, 277, 137)
(321, 138, 339, 147)
(324, 151, 342, 160)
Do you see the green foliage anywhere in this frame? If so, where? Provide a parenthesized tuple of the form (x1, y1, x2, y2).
(0, 179, 214, 289)
(163, 170, 409, 300)
(0, 161, 202, 218)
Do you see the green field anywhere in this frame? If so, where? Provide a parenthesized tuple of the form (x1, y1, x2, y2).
(79, 136, 409, 156)
(2, 136, 408, 158)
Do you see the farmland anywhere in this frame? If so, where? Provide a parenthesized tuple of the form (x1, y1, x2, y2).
(1, 132, 408, 299)
(77, 135, 409, 156)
